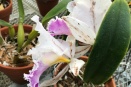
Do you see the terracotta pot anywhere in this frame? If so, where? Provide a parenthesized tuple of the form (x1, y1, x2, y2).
(105, 78, 116, 87)
(54, 56, 116, 87)
(35, 0, 59, 16)
(0, 0, 12, 22)
(0, 25, 34, 84)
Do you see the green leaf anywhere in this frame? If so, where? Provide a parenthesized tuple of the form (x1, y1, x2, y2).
(22, 29, 39, 49)
(17, 0, 25, 52)
(127, 0, 131, 2)
(42, 0, 71, 24)
(0, 19, 12, 27)
(0, 37, 3, 45)
(8, 26, 15, 39)
(0, 23, 3, 45)
(83, 0, 131, 84)
(17, 23, 25, 52)
(17, 0, 25, 23)
(0, 20, 15, 39)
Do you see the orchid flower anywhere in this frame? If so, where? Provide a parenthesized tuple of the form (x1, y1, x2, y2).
(24, 15, 71, 87)
(47, 0, 112, 45)
(40, 22, 91, 87)
(39, 0, 112, 86)
(39, 35, 91, 87)
(24, 15, 90, 87)
(40, 36, 91, 87)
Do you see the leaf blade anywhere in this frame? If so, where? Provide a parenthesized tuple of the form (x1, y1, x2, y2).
(42, 0, 71, 24)
(17, 0, 25, 22)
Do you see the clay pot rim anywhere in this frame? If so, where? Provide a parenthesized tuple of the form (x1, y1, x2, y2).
(0, 24, 32, 30)
(0, 63, 33, 70)
(0, 24, 34, 69)
(0, 0, 12, 12)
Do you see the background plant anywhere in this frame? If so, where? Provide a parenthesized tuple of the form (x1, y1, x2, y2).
(0, 0, 38, 64)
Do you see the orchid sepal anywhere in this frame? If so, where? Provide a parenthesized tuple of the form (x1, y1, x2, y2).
(47, 17, 71, 36)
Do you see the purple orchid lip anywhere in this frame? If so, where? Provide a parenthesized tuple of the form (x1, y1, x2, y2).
(24, 61, 49, 87)
(47, 17, 72, 36)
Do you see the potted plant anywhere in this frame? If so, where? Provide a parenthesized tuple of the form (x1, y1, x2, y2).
(0, 0, 39, 84)
(0, 0, 12, 22)
(23, 0, 131, 87)
(23, 15, 117, 86)
(0, 0, 71, 85)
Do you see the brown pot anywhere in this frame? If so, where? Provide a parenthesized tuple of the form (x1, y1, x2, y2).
(0, 25, 34, 84)
(54, 56, 116, 87)
(0, 0, 12, 22)
(35, 0, 59, 16)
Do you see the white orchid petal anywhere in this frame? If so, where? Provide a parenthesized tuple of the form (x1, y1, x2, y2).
(31, 15, 44, 33)
(28, 47, 70, 66)
(40, 65, 69, 86)
(94, 0, 112, 33)
(75, 45, 91, 58)
(27, 48, 41, 60)
(27, 45, 54, 61)
(68, 0, 94, 31)
(69, 58, 85, 76)
(57, 39, 71, 57)
(63, 16, 96, 44)
(40, 52, 70, 66)
(66, 36, 76, 58)
(67, 1, 76, 12)
(31, 15, 70, 56)
(67, 0, 112, 33)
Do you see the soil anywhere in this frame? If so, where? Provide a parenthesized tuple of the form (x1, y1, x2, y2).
(0, 33, 37, 67)
(0, 0, 9, 10)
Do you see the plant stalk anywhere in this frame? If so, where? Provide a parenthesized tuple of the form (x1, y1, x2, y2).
(22, 30, 39, 49)
(17, 22, 25, 52)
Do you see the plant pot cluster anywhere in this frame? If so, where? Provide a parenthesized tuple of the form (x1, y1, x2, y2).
(0, 0, 58, 22)
(0, 0, 33, 86)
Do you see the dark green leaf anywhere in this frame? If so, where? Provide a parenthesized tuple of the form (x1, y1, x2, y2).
(0, 20, 15, 39)
(84, 0, 131, 84)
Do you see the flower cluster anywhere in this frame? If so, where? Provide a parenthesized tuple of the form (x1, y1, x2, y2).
(24, 0, 112, 87)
